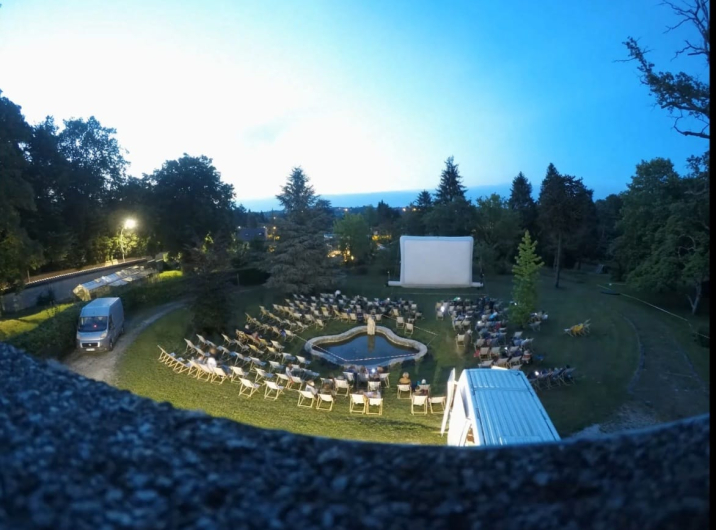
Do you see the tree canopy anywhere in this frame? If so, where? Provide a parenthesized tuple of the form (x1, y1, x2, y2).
(622, 0, 710, 140)
(508, 172, 537, 237)
(435, 156, 467, 204)
(143, 154, 235, 255)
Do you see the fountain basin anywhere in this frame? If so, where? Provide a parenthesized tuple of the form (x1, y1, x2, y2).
(304, 326, 428, 368)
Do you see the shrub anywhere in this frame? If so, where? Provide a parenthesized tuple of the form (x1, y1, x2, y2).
(9, 303, 83, 360)
(107, 273, 189, 312)
(9, 273, 190, 360)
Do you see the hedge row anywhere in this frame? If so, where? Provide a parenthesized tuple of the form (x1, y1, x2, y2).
(9, 304, 83, 361)
(8, 275, 191, 361)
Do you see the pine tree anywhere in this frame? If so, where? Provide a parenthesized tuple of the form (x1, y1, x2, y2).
(277, 166, 317, 222)
(415, 190, 433, 211)
(508, 172, 537, 234)
(537, 163, 591, 288)
(510, 231, 544, 327)
(265, 167, 335, 294)
(435, 156, 467, 204)
(264, 214, 336, 294)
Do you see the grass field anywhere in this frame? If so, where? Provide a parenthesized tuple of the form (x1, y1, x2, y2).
(0, 303, 77, 341)
(112, 265, 713, 445)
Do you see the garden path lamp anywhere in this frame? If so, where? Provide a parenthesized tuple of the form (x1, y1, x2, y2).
(119, 218, 137, 263)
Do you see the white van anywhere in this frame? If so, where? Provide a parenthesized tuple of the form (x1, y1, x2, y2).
(76, 297, 125, 352)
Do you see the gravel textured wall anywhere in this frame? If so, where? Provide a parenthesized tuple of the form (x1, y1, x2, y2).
(0, 343, 709, 529)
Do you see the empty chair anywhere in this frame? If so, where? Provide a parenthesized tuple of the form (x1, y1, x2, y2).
(456, 334, 466, 346)
(490, 346, 501, 358)
(436, 310, 444, 321)
(349, 393, 367, 414)
(210, 365, 229, 384)
(229, 366, 246, 382)
(365, 396, 383, 415)
(396, 316, 405, 329)
(254, 367, 274, 384)
(295, 355, 311, 367)
(405, 322, 414, 336)
(281, 352, 296, 364)
(184, 338, 199, 355)
(157, 345, 173, 364)
(334, 378, 351, 397)
(196, 334, 208, 346)
(248, 356, 266, 371)
(367, 380, 381, 392)
(221, 333, 236, 347)
(374, 314, 382, 322)
(379, 372, 390, 388)
(479, 359, 494, 368)
(173, 357, 194, 374)
(297, 390, 316, 408)
(264, 381, 285, 400)
(239, 378, 261, 398)
(268, 360, 283, 373)
(411, 394, 428, 415)
(513, 331, 523, 340)
(271, 340, 285, 352)
(396, 384, 412, 399)
(316, 393, 334, 411)
(429, 396, 447, 413)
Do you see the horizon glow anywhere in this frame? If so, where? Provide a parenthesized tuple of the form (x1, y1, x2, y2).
(0, 0, 707, 205)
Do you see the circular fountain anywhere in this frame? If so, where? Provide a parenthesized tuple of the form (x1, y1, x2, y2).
(304, 325, 428, 368)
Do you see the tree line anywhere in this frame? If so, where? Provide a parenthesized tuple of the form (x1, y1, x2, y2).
(0, 91, 238, 291)
(0, 1, 708, 315)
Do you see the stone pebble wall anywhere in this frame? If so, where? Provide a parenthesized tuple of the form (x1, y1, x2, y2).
(0, 343, 709, 529)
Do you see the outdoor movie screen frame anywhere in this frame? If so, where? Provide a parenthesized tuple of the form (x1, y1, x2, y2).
(388, 236, 478, 288)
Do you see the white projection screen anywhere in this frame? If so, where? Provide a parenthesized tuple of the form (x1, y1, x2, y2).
(390, 236, 476, 288)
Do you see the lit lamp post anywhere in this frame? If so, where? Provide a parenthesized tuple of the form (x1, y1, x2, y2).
(119, 218, 137, 263)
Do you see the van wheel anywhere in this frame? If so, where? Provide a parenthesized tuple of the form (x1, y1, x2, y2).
(108, 339, 114, 351)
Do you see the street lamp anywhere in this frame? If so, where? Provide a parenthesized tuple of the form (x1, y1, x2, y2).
(119, 218, 137, 263)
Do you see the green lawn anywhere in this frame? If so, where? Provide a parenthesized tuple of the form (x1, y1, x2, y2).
(117, 267, 697, 444)
(0, 303, 77, 341)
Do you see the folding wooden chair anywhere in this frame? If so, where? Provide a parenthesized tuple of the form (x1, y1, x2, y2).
(238, 378, 260, 398)
(349, 393, 367, 414)
(366, 396, 383, 415)
(429, 396, 446, 413)
(264, 381, 285, 400)
(397, 384, 412, 399)
(316, 393, 334, 411)
(411, 394, 428, 415)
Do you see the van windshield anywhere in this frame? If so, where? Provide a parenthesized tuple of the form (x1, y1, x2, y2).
(78, 316, 108, 332)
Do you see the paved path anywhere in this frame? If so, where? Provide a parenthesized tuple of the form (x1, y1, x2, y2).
(63, 301, 186, 386)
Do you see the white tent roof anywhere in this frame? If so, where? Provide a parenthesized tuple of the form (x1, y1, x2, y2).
(73, 266, 155, 300)
(452, 368, 560, 446)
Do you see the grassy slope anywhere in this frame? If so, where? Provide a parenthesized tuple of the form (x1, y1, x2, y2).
(0, 303, 76, 340)
(116, 268, 663, 444)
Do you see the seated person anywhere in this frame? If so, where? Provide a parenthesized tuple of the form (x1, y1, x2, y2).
(398, 372, 411, 386)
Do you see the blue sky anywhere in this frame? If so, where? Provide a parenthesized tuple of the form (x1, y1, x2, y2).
(0, 0, 708, 207)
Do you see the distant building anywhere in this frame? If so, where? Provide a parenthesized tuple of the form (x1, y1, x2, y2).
(237, 227, 267, 242)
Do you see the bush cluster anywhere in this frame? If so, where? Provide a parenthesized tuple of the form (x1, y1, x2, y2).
(9, 273, 190, 360)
